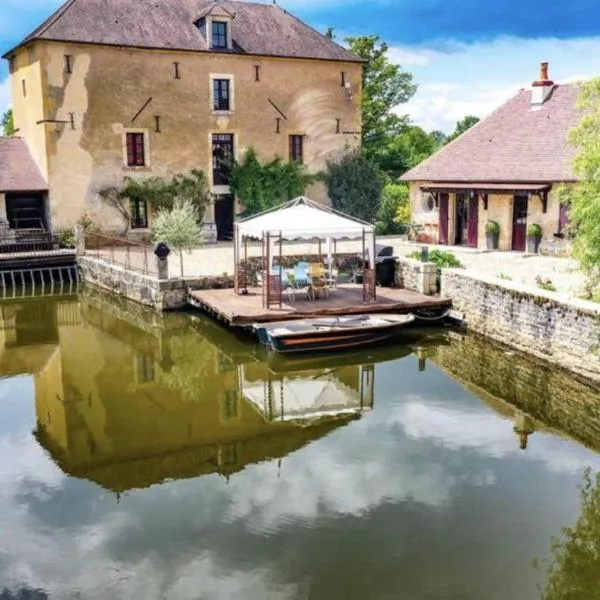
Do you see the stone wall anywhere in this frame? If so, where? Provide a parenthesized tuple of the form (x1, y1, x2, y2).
(79, 256, 234, 312)
(396, 257, 437, 295)
(442, 268, 600, 380)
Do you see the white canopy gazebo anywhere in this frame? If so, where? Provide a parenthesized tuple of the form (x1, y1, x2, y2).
(233, 197, 377, 307)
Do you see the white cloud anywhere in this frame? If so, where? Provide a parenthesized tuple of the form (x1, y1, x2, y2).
(394, 36, 600, 132)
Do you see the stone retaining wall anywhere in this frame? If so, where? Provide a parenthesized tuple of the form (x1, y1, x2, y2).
(396, 258, 437, 295)
(442, 268, 600, 381)
(78, 256, 233, 312)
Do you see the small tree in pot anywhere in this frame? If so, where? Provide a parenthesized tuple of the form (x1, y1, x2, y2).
(527, 223, 543, 253)
(485, 221, 500, 250)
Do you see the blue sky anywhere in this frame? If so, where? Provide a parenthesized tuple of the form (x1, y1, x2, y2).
(2, 0, 600, 131)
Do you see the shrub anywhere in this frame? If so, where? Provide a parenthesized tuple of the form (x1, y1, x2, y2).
(527, 223, 542, 238)
(485, 220, 500, 235)
(376, 183, 410, 235)
(56, 230, 76, 249)
(407, 249, 462, 291)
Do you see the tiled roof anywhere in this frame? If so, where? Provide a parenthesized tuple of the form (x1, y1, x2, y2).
(0, 138, 48, 192)
(9, 0, 360, 63)
(401, 84, 583, 183)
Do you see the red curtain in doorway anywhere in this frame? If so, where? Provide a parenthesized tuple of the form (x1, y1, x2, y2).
(467, 195, 479, 248)
(438, 193, 449, 245)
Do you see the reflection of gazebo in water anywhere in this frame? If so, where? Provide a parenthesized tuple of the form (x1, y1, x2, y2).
(240, 362, 374, 422)
(234, 197, 377, 308)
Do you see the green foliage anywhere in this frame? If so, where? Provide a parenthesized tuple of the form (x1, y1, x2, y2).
(536, 276, 557, 292)
(429, 130, 447, 146)
(409, 249, 463, 270)
(445, 115, 480, 144)
(99, 170, 211, 231)
(376, 183, 410, 235)
(345, 35, 417, 174)
(538, 469, 600, 600)
(152, 198, 204, 277)
(56, 230, 76, 249)
(565, 78, 600, 288)
(396, 126, 441, 169)
(324, 149, 385, 223)
(408, 249, 462, 292)
(527, 223, 542, 238)
(123, 169, 211, 213)
(2, 109, 14, 136)
(229, 147, 314, 217)
(485, 221, 500, 235)
(498, 273, 512, 281)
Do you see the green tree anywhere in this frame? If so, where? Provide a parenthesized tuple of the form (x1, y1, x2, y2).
(397, 125, 440, 168)
(152, 198, 204, 277)
(376, 182, 410, 235)
(430, 130, 447, 146)
(324, 149, 384, 223)
(538, 469, 600, 600)
(565, 78, 600, 290)
(229, 147, 314, 217)
(345, 35, 417, 171)
(445, 115, 480, 144)
(2, 109, 14, 136)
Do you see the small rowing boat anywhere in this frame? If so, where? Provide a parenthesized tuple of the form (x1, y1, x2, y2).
(254, 314, 415, 354)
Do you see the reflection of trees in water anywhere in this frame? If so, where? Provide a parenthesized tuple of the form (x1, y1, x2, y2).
(538, 469, 600, 599)
(159, 335, 219, 401)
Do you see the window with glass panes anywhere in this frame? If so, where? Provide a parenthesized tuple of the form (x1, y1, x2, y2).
(212, 134, 234, 185)
(211, 21, 228, 49)
(126, 132, 146, 167)
(213, 79, 230, 111)
(289, 135, 304, 163)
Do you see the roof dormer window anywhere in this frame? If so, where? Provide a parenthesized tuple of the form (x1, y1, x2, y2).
(211, 21, 228, 49)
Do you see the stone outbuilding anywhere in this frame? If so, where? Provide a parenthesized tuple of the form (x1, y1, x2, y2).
(401, 63, 580, 252)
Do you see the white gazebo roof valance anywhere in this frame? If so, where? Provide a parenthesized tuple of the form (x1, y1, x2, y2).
(236, 197, 374, 241)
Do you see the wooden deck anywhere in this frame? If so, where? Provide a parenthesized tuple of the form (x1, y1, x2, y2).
(188, 285, 451, 325)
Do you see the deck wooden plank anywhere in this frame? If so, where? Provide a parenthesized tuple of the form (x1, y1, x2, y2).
(188, 285, 451, 325)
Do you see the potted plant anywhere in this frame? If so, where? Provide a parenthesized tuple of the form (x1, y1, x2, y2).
(485, 221, 500, 250)
(527, 223, 542, 253)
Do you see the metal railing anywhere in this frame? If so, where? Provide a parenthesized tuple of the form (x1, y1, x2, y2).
(0, 228, 76, 256)
(84, 231, 158, 276)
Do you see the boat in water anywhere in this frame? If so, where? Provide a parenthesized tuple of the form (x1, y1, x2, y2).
(254, 314, 415, 354)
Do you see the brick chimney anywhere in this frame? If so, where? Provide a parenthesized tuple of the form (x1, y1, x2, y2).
(531, 62, 554, 109)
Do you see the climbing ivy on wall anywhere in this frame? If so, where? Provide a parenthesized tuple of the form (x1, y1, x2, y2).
(229, 147, 315, 217)
(99, 169, 212, 231)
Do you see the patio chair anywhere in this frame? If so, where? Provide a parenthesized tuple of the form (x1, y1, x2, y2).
(308, 263, 330, 299)
(283, 272, 310, 303)
(294, 262, 310, 288)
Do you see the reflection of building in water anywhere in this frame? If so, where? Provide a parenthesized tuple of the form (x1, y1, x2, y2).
(24, 295, 373, 492)
(0, 299, 79, 377)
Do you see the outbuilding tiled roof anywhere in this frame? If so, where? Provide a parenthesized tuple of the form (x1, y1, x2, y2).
(9, 0, 360, 63)
(401, 84, 583, 183)
(0, 138, 48, 192)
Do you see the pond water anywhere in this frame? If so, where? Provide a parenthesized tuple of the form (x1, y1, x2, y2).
(1, 291, 600, 600)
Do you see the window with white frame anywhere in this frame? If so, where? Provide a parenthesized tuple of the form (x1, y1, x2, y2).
(210, 75, 234, 112)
